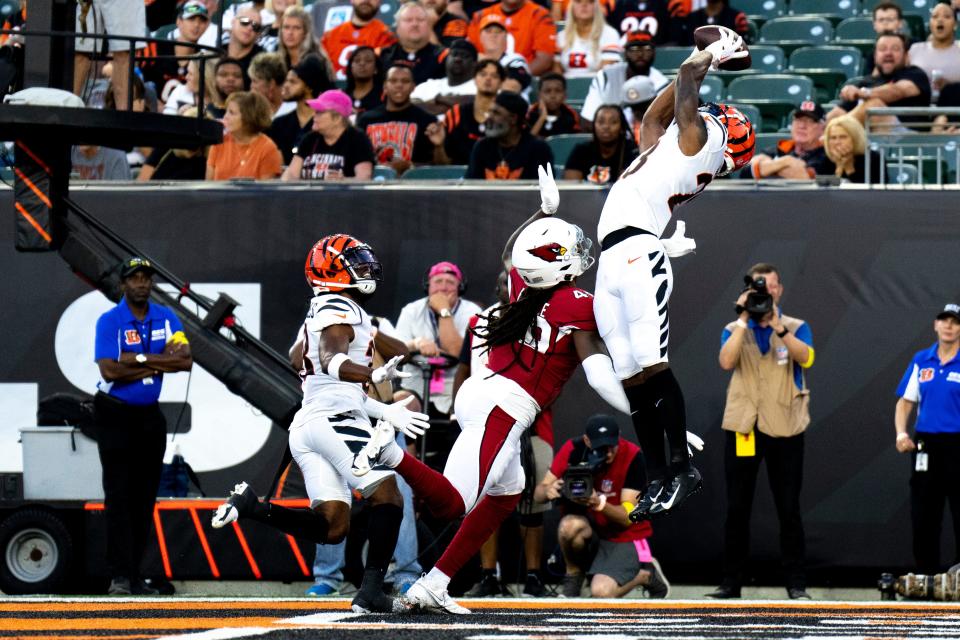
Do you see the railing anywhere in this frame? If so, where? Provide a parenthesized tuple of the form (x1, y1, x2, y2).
(864, 106, 960, 187)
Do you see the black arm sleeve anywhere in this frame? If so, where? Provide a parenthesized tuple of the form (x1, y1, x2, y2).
(458, 327, 473, 365)
(623, 450, 647, 491)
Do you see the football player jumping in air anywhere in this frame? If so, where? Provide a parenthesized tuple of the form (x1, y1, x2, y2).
(593, 27, 755, 522)
(212, 234, 430, 614)
(352, 165, 633, 614)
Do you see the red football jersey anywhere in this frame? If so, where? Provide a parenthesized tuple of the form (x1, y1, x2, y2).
(486, 268, 596, 410)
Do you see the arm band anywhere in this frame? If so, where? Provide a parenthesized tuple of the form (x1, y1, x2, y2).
(735, 319, 748, 329)
(622, 501, 635, 516)
(326, 353, 351, 380)
(776, 327, 789, 338)
(582, 353, 630, 414)
(593, 493, 607, 512)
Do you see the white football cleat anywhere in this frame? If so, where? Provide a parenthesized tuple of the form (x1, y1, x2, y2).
(403, 578, 471, 614)
(352, 420, 395, 477)
(211, 481, 257, 528)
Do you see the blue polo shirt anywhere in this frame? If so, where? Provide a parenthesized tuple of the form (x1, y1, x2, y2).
(94, 297, 184, 406)
(721, 312, 813, 391)
(896, 343, 960, 434)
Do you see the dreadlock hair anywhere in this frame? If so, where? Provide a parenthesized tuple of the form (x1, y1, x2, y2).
(471, 285, 557, 372)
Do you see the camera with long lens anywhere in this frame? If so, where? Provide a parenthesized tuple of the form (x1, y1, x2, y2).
(737, 275, 773, 322)
(562, 447, 608, 501)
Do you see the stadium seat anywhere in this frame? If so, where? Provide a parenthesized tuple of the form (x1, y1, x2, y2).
(736, 0, 787, 26)
(654, 47, 691, 73)
(565, 77, 593, 102)
(862, 0, 933, 16)
(700, 75, 725, 103)
(749, 44, 786, 73)
(379, 0, 399, 26)
(789, 45, 862, 100)
(547, 133, 592, 166)
(373, 165, 398, 181)
(833, 17, 876, 54)
(0, 0, 16, 20)
(152, 23, 177, 40)
(886, 163, 919, 184)
(788, 0, 860, 24)
(753, 131, 792, 153)
(726, 73, 814, 130)
(759, 17, 833, 55)
(401, 165, 467, 179)
(729, 103, 764, 132)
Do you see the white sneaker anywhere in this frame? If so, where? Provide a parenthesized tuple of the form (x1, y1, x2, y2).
(211, 481, 257, 528)
(352, 420, 395, 477)
(403, 578, 471, 614)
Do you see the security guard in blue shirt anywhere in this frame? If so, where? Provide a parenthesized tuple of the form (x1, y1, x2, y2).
(895, 303, 960, 575)
(94, 257, 192, 595)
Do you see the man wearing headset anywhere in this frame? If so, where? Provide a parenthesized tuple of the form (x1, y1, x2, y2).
(394, 261, 482, 418)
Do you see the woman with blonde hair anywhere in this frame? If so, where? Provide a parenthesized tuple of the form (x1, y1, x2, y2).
(279, 5, 326, 70)
(206, 91, 283, 180)
(822, 115, 882, 183)
(260, 0, 304, 51)
(555, 0, 621, 78)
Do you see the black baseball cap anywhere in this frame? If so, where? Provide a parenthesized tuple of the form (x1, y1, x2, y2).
(120, 256, 155, 279)
(793, 100, 825, 122)
(585, 414, 620, 448)
(936, 303, 960, 321)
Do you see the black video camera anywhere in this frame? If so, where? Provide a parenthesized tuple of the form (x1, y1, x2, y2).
(562, 447, 607, 501)
(738, 275, 773, 322)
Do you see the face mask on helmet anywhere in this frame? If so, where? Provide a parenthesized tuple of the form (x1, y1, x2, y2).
(341, 245, 382, 295)
(512, 219, 596, 289)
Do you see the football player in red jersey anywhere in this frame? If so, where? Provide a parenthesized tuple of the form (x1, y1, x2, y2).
(353, 165, 630, 614)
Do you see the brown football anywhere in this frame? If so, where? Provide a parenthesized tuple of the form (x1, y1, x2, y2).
(693, 25, 752, 71)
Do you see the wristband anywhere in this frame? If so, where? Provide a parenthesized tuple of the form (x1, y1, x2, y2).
(326, 353, 350, 380)
(776, 327, 789, 338)
(735, 319, 748, 329)
(622, 501, 635, 516)
(593, 494, 607, 512)
(896, 432, 909, 441)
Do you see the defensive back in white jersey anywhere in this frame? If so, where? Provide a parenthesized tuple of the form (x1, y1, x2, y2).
(597, 113, 727, 243)
(299, 293, 375, 415)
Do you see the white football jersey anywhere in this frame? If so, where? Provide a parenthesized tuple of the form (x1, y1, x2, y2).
(298, 293, 375, 416)
(597, 114, 727, 243)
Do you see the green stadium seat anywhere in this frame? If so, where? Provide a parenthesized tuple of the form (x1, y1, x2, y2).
(401, 165, 467, 179)
(379, 0, 400, 26)
(754, 131, 792, 153)
(789, 45, 862, 100)
(759, 17, 833, 55)
(788, 0, 860, 24)
(747, 18, 760, 42)
(548, 134, 592, 165)
(749, 44, 786, 72)
(726, 73, 814, 131)
(737, 0, 787, 26)
(373, 166, 398, 181)
(151, 23, 177, 40)
(653, 47, 691, 73)
(886, 163, 918, 184)
(565, 77, 593, 102)
(699, 75, 725, 103)
(729, 103, 764, 132)
(0, 0, 17, 20)
(834, 16, 876, 53)
(863, 0, 934, 15)
(901, 13, 927, 40)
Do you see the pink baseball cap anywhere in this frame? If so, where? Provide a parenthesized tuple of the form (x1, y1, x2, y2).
(428, 261, 464, 282)
(306, 90, 353, 118)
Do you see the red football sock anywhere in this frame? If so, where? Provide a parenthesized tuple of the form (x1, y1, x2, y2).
(396, 452, 465, 520)
(435, 493, 522, 578)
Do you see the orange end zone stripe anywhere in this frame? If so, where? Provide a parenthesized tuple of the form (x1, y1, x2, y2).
(0, 617, 280, 631)
(14, 201, 52, 243)
(187, 507, 220, 578)
(84, 498, 311, 511)
(286, 534, 311, 577)
(231, 521, 262, 580)
(13, 165, 53, 208)
(15, 140, 52, 175)
(153, 507, 173, 579)
(0, 601, 348, 612)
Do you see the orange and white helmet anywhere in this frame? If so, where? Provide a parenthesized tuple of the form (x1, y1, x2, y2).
(700, 102, 755, 176)
(304, 234, 382, 295)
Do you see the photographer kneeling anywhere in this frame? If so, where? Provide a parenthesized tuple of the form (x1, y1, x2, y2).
(533, 415, 670, 599)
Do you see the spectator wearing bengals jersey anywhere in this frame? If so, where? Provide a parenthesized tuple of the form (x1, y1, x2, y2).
(434, 59, 506, 165)
(556, 0, 622, 79)
(424, 0, 470, 46)
(466, 91, 554, 179)
(322, 0, 397, 78)
(528, 73, 583, 137)
(681, 0, 749, 47)
(379, 2, 450, 85)
(357, 64, 443, 175)
(467, 0, 558, 76)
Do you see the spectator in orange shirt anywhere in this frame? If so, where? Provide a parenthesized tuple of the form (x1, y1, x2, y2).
(379, 2, 450, 84)
(424, 0, 470, 46)
(322, 0, 398, 77)
(206, 91, 283, 180)
(467, 0, 557, 75)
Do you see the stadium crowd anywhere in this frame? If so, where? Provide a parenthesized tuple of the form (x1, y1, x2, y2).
(2, 0, 957, 184)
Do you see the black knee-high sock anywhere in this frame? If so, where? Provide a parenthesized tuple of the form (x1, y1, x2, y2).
(626, 383, 668, 481)
(258, 503, 330, 544)
(645, 368, 690, 474)
(364, 503, 403, 576)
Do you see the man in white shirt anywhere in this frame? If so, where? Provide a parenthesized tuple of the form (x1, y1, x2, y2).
(581, 30, 668, 127)
(412, 39, 480, 103)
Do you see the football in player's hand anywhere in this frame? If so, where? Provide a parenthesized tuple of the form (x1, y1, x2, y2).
(694, 25, 752, 71)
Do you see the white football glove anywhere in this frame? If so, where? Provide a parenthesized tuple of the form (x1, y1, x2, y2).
(538, 164, 559, 215)
(661, 220, 697, 258)
(687, 430, 705, 458)
(371, 355, 411, 384)
(703, 26, 748, 70)
(380, 395, 431, 439)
